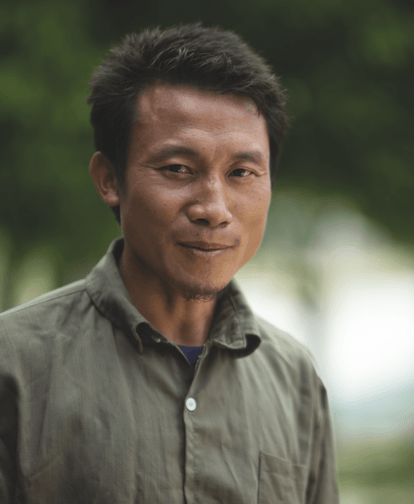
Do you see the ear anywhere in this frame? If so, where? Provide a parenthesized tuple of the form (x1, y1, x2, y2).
(89, 152, 121, 207)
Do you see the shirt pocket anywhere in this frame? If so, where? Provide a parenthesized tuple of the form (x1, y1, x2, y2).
(258, 451, 307, 504)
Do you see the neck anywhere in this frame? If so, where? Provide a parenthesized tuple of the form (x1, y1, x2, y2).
(119, 246, 220, 346)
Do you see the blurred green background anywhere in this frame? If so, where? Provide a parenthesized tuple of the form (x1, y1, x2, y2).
(1, 0, 413, 502)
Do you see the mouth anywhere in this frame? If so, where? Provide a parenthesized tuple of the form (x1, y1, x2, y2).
(179, 241, 232, 251)
(178, 243, 231, 256)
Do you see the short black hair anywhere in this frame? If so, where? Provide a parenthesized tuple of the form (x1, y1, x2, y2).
(87, 22, 289, 224)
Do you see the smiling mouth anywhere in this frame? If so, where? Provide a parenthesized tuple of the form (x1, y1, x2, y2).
(181, 245, 224, 251)
(179, 241, 232, 251)
(178, 243, 231, 255)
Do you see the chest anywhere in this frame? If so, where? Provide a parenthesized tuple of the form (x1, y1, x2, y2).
(17, 343, 312, 503)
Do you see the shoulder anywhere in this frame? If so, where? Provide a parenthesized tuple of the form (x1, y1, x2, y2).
(255, 315, 312, 359)
(0, 280, 87, 353)
(253, 314, 321, 384)
(0, 279, 86, 320)
(252, 315, 329, 422)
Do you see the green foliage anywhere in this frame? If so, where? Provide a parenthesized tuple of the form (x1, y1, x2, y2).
(338, 439, 414, 502)
(338, 438, 414, 487)
(0, 0, 413, 307)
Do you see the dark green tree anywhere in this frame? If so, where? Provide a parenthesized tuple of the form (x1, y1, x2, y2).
(0, 0, 413, 309)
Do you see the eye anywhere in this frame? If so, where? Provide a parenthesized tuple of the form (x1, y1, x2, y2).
(163, 164, 191, 174)
(231, 168, 252, 178)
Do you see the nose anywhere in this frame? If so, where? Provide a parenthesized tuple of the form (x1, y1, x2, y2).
(186, 177, 233, 228)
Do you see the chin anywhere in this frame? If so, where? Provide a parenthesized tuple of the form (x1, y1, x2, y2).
(173, 277, 231, 303)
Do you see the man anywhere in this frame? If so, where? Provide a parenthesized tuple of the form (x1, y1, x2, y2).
(0, 23, 338, 503)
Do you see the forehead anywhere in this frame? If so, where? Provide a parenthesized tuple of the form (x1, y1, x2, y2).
(130, 84, 269, 157)
(136, 83, 262, 129)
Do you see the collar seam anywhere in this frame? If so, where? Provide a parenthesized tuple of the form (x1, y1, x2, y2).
(227, 291, 247, 347)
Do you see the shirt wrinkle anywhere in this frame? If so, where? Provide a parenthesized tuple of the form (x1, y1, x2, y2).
(0, 236, 339, 504)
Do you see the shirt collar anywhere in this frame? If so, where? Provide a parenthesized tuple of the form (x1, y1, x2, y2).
(85, 237, 261, 357)
(208, 280, 261, 357)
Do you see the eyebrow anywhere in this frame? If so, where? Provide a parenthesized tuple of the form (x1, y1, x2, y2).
(233, 150, 265, 165)
(146, 145, 266, 166)
(146, 146, 198, 164)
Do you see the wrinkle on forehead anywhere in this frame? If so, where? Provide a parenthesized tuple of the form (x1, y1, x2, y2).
(135, 83, 260, 124)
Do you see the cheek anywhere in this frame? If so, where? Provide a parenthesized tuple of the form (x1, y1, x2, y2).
(123, 186, 172, 229)
(240, 192, 271, 255)
(249, 213, 268, 246)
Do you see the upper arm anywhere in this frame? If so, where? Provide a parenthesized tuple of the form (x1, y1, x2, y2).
(306, 380, 339, 504)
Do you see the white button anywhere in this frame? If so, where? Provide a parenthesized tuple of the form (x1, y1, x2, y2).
(186, 398, 197, 411)
(152, 336, 161, 343)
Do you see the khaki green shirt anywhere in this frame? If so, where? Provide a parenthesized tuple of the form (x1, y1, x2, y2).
(0, 238, 338, 503)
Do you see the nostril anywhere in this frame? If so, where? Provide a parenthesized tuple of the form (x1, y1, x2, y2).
(196, 218, 210, 225)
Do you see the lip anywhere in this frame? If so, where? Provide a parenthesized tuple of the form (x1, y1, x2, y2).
(179, 245, 230, 258)
(178, 242, 232, 258)
(179, 241, 232, 251)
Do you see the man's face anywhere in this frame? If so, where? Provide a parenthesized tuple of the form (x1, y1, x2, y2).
(119, 83, 271, 301)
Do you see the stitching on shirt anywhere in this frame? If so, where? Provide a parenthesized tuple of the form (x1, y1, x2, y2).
(192, 413, 197, 504)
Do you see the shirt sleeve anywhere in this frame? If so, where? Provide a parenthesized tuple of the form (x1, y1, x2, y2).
(0, 373, 18, 504)
(306, 378, 339, 503)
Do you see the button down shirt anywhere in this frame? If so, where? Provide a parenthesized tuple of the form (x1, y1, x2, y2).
(0, 237, 339, 503)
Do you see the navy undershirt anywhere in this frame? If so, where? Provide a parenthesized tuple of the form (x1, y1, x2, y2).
(178, 345, 203, 365)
